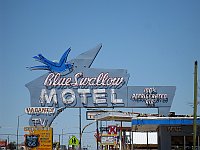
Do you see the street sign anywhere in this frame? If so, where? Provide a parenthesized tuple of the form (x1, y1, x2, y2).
(24, 134, 40, 148)
(69, 136, 79, 146)
(86, 111, 105, 120)
(24, 126, 53, 150)
(101, 135, 116, 145)
(108, 125, 117, 135)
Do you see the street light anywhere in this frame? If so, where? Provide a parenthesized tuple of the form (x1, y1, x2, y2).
(80, 121, 96, 149)
(16, 113, 25, 150)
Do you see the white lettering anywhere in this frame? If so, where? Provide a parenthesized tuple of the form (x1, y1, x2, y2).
(44, 72, 124, 88)
(39, 89, 58, 106)
(167, 126, 182, 132)
(111, 89, 123, 104)
(71, 72, 82, 86)
(31, 118, 48, 126)
(143, 88, 156, 94)
(131, 93, 168, 100)
(39, 88, 125, 106)
(25, 107, 55, 115)
(93, 89, 107, 104)
(61, 89, 75, 104)
(78, 89, 91, 104)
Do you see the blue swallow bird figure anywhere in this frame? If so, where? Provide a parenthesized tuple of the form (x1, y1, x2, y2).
(28, 48, 72, 73)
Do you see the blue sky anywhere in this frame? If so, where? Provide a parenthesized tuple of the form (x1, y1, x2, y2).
(0, 0, 200, 148)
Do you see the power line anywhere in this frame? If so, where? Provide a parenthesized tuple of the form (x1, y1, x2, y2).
(0, 134, 24, 137)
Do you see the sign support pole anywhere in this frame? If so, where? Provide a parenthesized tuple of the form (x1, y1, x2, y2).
(96, 120, 99, 150)
(62, 129, 64, 146)
(119, 121, 122, 150)
(59, 134, 60, 147)
(193, 61, 198, 150)
(79, 108, 82, 150)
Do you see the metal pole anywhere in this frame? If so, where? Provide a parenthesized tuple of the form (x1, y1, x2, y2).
(184, 136, 186, 150)
(96, 120, 99, 150)
(131, 130, 134, 150)
(62, 129, 64, 146)
(80, 121, 96, 145)
(147, 131, 149, 150)
(193, 61, 198, 150)
(16, 114, 25, 150)
(100, 121, 102, 149)
(79, 108, 82, 150)
(59, 134, 61, 147)
(119, 121, 122, 150)
(16, 116, 19, 150)
(129, 130, 131, 150)
(7, 135, 9, 146)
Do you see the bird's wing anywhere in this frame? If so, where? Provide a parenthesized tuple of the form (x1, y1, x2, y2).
(33, 54, 57, 66)
(58, 48, 71, 66)
(27, 65, 49, 71)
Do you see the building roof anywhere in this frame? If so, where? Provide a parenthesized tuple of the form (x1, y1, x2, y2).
(132, 117, 200, 125)
(95, 111, 138, 122)
(95, 112, 200, 132)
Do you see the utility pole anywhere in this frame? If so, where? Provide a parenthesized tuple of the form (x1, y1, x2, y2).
(193, 61, 198, 150)
(16, 114, 25, 150)
(16, 116, 20, 150)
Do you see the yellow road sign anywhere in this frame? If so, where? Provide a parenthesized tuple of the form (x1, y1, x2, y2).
(24, 126, 53, 150)
(69, 135, 79, 146)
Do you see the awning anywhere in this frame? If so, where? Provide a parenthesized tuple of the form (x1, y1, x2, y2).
(95, 111, 138, 122)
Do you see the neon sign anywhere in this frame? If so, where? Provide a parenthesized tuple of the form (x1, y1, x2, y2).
(28, 48, 72, 73)
(26, 44, 176, 126)
(131, 87, 168, 106)
(44, 72, 124, 88)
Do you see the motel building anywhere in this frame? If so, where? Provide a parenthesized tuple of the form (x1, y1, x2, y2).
(93, 111, 200, 150)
